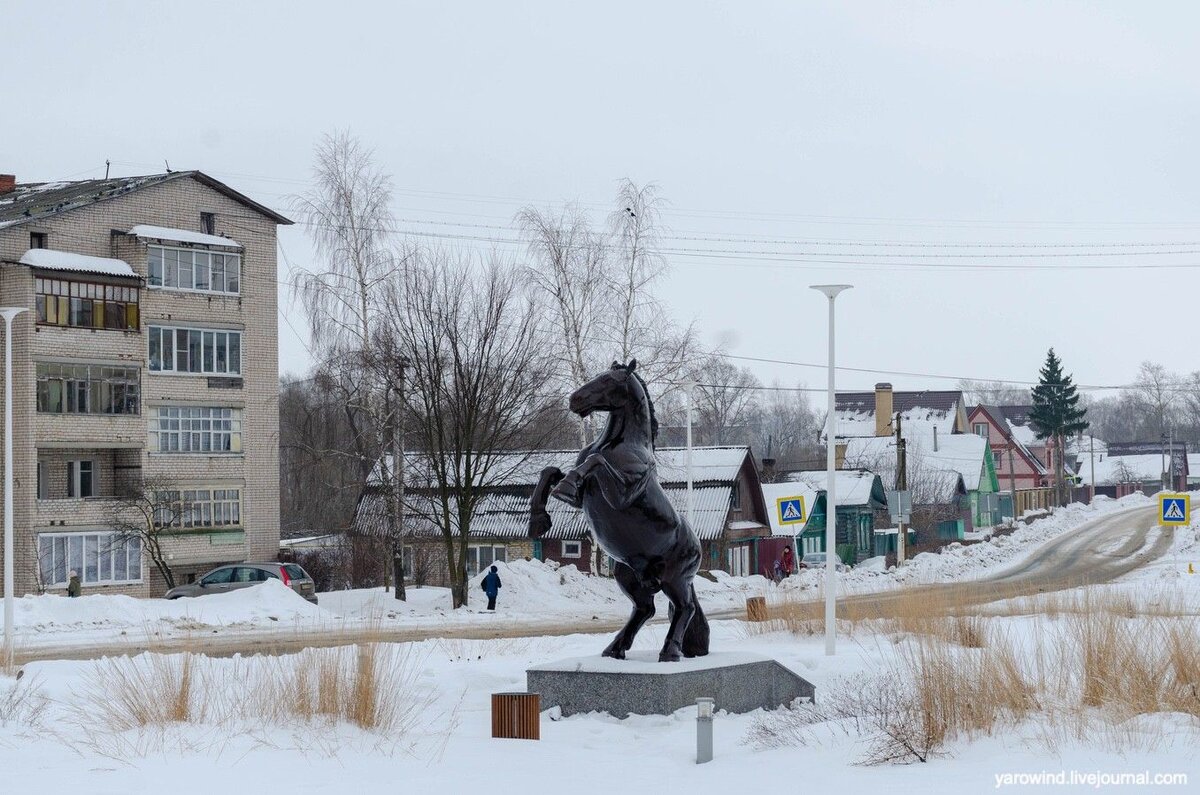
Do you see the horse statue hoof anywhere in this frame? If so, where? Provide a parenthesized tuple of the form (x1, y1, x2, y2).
(602, 647, 626, 660)
(658, 650, 681, 663)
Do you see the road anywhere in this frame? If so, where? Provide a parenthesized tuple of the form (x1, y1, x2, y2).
(14, 504, 1168, 664)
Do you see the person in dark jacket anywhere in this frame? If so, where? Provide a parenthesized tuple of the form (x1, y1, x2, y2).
(67, 569, 82, 598)
(481, 565, 502, 610)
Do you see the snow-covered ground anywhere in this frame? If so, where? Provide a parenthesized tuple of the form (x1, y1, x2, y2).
(3, 606, 1198, 793)
(0, 492, 1172, 655)
(0, 491, 1196, 792)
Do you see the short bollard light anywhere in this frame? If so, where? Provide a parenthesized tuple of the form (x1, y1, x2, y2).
(696, 697, 714, 764)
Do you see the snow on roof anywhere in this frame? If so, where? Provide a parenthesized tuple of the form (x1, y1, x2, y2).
(370, 446, 751, 488)
(842, 430, 990, 491)
(17, 248, 137, 278)
(782, 469, 883, 507)
(834, 390, 962, 439)
(128, 224, 242, 249)
(353, 483, 737, 541)
(1076, 454, 1166, 486)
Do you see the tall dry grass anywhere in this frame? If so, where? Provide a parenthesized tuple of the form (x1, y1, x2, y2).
(748, 586, 1200, 763)
(81, 642, 427, 736)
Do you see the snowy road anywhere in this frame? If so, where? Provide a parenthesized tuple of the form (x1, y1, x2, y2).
(13, 504, 1167, 664)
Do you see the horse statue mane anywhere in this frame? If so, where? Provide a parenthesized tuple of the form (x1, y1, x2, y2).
(616, 362, 658, 448)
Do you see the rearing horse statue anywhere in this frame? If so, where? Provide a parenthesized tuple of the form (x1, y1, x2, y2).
(529, 360, 709, 662)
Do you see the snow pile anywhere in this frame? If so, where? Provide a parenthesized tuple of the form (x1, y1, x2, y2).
(2, 579, 322, 633)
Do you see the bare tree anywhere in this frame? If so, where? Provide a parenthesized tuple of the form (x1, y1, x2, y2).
(752, 382, 821, 475)
(109, 477, 195, 591)
(1131, 361, 1180, 438)
(692, 355, 762, 445)
(384, 251, 558, 608)
(517, 181, 698, 437)
(956, 379, 1030, 407)
(516, 204, 609, 443)
(290, 131, 411, 598)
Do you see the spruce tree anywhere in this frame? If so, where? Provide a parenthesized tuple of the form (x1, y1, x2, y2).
(1029, 348, 1089, 505)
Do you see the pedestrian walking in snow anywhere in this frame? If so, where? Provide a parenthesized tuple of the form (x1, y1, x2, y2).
(67, 569, 81, 598)
(772, 559, 784, 583)
(481, 565, 502, 610)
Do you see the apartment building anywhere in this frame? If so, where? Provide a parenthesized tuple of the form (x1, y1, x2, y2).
(0, 171, 290, 596)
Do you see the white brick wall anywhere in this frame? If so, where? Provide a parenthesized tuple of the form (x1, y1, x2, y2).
(0, 175, 283, 595)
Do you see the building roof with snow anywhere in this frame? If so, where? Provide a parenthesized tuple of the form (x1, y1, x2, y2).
(833, 387, 967, 439)
(128, 224, 242, 249)
(1076, 453, 1168, 486)
(355, 445, 767, 542)
(0, 171, 292, 229)
(18, 248, 138, 278)
(971, 404, 1048, 476)
(838, 434, 977, 502)
(781, 469, 888, 508)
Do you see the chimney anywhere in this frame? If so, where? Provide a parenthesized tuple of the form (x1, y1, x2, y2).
(874, 382, 893, 437)
(0, 175, 15, 195)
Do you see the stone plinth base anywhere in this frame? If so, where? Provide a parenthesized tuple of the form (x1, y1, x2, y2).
(526, 651, 814, 718)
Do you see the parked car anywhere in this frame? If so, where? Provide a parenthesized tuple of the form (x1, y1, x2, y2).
(798, 552, 848, 572)
(165, 562, 318, 604)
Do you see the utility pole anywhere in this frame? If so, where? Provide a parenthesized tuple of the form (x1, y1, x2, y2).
(392, 360, 408, 601)
(895, 412, 907, 564)
(1089, 435, 1096, 504)
(1008, 448, 1018, 524)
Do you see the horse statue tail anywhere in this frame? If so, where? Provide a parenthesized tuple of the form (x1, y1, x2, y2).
(682, 585, 710, 658)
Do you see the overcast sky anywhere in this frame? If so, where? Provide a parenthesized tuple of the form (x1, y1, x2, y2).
(5, 1, 1198, 397)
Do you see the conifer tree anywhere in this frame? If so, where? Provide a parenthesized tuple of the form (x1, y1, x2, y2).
(1029, 348, 1089, 505)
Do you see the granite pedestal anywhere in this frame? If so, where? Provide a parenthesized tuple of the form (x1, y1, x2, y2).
(526, 651, 815, 718)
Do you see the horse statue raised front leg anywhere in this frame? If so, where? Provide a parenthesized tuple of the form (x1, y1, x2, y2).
(529, 359, 709, 662)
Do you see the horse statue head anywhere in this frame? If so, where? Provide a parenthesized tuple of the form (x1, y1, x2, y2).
(568, 359, 658, 446)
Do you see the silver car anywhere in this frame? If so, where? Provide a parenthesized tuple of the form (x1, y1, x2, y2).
(165, 562, 318, 604)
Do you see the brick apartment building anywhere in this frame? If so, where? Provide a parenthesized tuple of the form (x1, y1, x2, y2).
(0, 171, 290, 596)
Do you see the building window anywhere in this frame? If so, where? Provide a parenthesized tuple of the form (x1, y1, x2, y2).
(467, 544, 507, 576)
(148, 325, 241, 375)
(730, 485, 741, 511)
(30, 232, 47, 249)
(36, 362, 140, 415)
(200, 212, 216, 235)
(154, 488, 242, 528)
(562, 540, 582, 559)
(147, 245, 241, 295)
(67, 460, 94, 498)
(37, 462, 47, 500)
(150, 406, 242, 453)
(973, 422, 989, 438)
(38, 531, 142, 587)
(35, 277, 139, 330)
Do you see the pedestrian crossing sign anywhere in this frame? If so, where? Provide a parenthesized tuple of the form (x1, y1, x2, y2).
(1159, 494, 1190, 526)
(777, 496, 806, 526)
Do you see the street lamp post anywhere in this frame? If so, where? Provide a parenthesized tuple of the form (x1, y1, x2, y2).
(810, 285, 851, 657)
(1, 307, 25, 667)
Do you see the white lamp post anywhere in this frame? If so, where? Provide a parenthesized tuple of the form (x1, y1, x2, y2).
(810, 285, 851, 657)
(685, 381, 696, 527)
(1, 307, 25, 668)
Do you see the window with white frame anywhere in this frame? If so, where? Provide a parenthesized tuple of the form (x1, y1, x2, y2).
(150, 406, 242, 453)
(153, 488, 242, 528)
(973, 422, 990, 438)
(67, 460, 94, 498)
(561, 540, 582, 558)
(38, 532, 142, 587)
(147, 245, 241, 295)
(467, 544, 507, 576)
(148, 326, 241, 375)
(37, 362, 140, 415)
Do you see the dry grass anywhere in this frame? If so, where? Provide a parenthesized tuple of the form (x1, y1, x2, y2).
(0, 672, 48, 729)
(80, 643, 427, 737)
(748, 586, 1200, 763)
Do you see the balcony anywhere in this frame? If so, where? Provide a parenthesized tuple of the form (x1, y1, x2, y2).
(36, 447, 142, 525)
